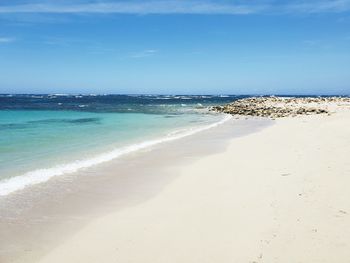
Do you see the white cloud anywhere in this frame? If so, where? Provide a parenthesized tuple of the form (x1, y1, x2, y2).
(0, 1, 268, 15)
(303, 40, 318, 46)
(0, 37, 15, 43)
(0, 1, 349, 15)
(285, 0, 350, 13)
(131, 49, 158, 58)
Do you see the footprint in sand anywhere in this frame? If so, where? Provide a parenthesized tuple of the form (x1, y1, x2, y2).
(281, 173, 291, 176)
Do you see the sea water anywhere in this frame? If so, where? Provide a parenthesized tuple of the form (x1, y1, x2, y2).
(0, 94, 242, 196)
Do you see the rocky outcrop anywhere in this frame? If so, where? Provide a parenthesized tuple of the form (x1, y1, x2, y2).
(211, 96, 350, 118)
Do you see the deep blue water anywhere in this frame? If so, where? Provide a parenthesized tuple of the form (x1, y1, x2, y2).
(0, 94, 243, 113)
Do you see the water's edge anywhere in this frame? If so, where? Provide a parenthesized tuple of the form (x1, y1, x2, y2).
(0, 115, 231, 196)
(0, 117, 273, 263)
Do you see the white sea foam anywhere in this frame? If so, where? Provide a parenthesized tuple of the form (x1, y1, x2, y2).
(0, 115, 232, 196)
(52, 94, 70, 96)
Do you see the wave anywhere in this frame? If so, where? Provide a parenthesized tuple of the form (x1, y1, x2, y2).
(0, 115, 232, 196)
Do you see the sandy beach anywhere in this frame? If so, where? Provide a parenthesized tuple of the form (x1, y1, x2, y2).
(2, 1, 350, 261)
(6, 104, 346, 262)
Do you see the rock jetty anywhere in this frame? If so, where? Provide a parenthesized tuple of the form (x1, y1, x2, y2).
(211, 96, 350, 118)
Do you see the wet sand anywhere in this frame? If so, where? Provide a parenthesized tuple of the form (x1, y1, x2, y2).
(36, 109, 350, 263)
(2, 104, 350, 263)
(0, 117, 271, 263)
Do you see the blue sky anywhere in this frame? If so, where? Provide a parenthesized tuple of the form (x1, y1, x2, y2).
(0, 0, 349, 95)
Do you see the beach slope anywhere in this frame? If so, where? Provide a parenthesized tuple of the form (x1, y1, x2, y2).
(38, 110, 350, 263)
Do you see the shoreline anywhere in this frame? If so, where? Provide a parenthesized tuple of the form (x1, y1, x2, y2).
(0, 113, 230, 197)
(0, 116, 271, 263)
(1, 98, 349, 262)
(36, 108, 350, 263)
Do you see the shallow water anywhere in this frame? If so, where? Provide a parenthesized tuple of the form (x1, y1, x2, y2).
(0, 94, 243, 195)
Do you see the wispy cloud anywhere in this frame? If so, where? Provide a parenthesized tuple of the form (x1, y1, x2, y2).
(302, 39, 332, 49)
(131, 49, 158, 58)
(0, 1, 350, 15)
(0, 37, 15, 43)
(42, 36, 93, 47)
(285, 0, 350, 13)
(0, 1, 264, 15)
(303, 39, 319, 46)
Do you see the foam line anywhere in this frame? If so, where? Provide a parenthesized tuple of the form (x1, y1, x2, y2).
(0, 115, 232, 196)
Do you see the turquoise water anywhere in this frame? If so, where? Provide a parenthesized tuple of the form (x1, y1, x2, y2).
(0, 94, 241, 195)
(0, 110, 222, 178)
(0, 93, 237, 195)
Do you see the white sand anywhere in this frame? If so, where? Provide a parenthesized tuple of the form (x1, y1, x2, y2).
(38, 110, 350, 263)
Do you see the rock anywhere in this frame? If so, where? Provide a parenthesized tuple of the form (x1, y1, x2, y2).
(210, 96, 350, 118)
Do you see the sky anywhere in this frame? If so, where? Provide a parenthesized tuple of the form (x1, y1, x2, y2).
(0, 0, 349, 95)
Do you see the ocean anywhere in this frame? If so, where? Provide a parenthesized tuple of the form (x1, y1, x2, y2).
(0, 94, 242, 196)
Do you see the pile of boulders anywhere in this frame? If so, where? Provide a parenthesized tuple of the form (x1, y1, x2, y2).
(211, 96, 350, 118)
